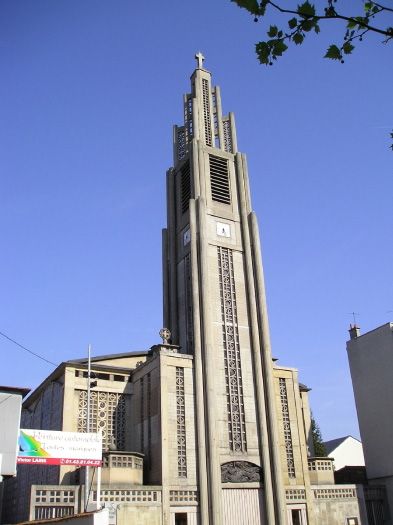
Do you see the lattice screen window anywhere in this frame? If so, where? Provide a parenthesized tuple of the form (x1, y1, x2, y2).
(140, 377, 144, 452)
(180, 161, 191, 214)
(77, 390, 126, 451)
(202, 78, 212, 146)
(209, 155, 231, 205)
(279, 378, 296, 478)
(177, 127, 186, 161)
(184, 254, 193, 354)
(218, 247, 247, 452)
(184, 95, 193, 141)
(223, 119, 233, 153)
(176, 367, 187, 477)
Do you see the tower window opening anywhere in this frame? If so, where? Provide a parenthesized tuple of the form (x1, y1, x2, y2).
(180, 161, 191, 214)
(202, 79, 212, 146)
(209, 155, 231, 204)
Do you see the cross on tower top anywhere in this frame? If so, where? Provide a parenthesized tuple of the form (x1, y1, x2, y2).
(195, 51, 205, 69)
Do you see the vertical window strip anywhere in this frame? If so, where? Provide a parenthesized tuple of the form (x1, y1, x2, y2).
(185, 95, 193, 141)
(223, 119, 233, 153)
(218, 247, 247, 452)
(180, 161, 191, 214)
(147, 373, 151, 468)
(177, 127, 186, 161)
(279, 378, 296, 478)
(202, 79, 212, 146)
(140, 377, 144, 453)
(184, 254, 193, 353)
(176, 367, 187, 477)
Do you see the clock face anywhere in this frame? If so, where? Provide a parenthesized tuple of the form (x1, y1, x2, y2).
(216, 222, 231, 238)
(183, 228, 191, 246)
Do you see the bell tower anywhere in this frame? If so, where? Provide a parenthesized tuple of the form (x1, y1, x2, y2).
(162, 54, 287, 524)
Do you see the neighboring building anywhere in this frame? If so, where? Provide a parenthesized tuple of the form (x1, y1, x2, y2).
(324, 436, 365, 471)
(0, 386, 30, 519)
(0, 386, 30, 478)
(347, 322, 393, 523)
(2, 56, 372, 525)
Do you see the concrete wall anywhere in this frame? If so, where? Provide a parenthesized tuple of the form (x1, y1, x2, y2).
(347, 323, 393, 479)
(117, 504, 161, 525)
(0, 392, 22, 476)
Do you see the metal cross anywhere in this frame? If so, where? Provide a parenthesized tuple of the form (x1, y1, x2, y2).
(195, 51, 205, 69)
(159, 327, 171, 345)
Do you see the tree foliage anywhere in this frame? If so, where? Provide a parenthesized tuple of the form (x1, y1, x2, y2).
(311, 414, 327, 457)
(232, 1, 393, 149)
(232, 0, 393, 65)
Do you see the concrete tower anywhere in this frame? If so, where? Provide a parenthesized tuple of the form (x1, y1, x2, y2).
(163, 53, 287, 525)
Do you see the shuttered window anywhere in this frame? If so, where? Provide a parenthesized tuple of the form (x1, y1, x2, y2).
(209, 155, 231, 205)
(180, 161, 191, 214)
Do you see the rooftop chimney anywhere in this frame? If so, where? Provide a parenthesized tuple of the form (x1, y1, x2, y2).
(348, 324, 360, 340)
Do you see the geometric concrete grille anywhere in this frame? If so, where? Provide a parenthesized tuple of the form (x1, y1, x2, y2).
(176, 367, 187, 478)
(202, 79, 212, 146)
(218, 247, 247, 452)
(77, 390, 126, 451)
(279, 378, 296, 478)
(223, 118, 233, 153)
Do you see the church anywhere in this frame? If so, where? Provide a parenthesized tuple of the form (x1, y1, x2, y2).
(2, 55, 374, 525)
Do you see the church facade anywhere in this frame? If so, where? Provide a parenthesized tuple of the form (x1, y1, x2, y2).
(2, 56, 371, 525)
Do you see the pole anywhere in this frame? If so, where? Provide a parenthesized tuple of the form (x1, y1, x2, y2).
(85, 344, 91, 511)
(96, 465, 101, 510)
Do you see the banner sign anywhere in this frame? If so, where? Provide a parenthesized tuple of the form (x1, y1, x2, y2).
(17, 429, 102, 466)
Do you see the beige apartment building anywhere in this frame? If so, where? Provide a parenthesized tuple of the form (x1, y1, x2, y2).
(1, 55, 376, 525)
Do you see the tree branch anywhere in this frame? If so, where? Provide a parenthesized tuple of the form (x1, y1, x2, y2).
(266, 0, 393, 37)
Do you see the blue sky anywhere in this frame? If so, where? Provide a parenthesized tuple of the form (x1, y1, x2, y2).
(1, 0, 392, 441)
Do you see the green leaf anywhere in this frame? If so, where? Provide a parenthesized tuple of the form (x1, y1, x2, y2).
(347, 19, 357, 28)
(293, 32, 304, 45)
(288, 17, 298, 29)
(342, 42, 355, 54)
(355, 16, 368, 28)
(255, 41, 271, 64)
(297, 1, 316, 17)
(268, 25, 278, 37)
(364, 2, 373, 12)
(232, 0, 260, 15)
(324, 44, 341, 60)
(314, 24, 320, 34)
(302, 19, 314, 32)
(325, 6, 336, 17)
(277, 30, 283, 38)
(272, 39, 288, 56)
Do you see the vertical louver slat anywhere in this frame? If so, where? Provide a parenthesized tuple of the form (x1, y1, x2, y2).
(181, 161, 191, 214)
(209, 155, 231, 204)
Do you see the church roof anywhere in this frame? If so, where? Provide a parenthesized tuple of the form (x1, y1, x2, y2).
(323, 436, 361, 454)
(67, 350, 150, 364)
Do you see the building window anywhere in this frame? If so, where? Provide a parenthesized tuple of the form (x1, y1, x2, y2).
(279, 378, 296, 478)
(175, 513, 187, 525)
(77, 390, 126, 450)
(209, 155, 231, 205)
(218, 246, 247, 452)
(176, 367, 187, 477)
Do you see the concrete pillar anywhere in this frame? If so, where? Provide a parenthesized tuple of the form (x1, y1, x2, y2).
(197, 197, 222, 525)
(189, 198, 209, 524)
